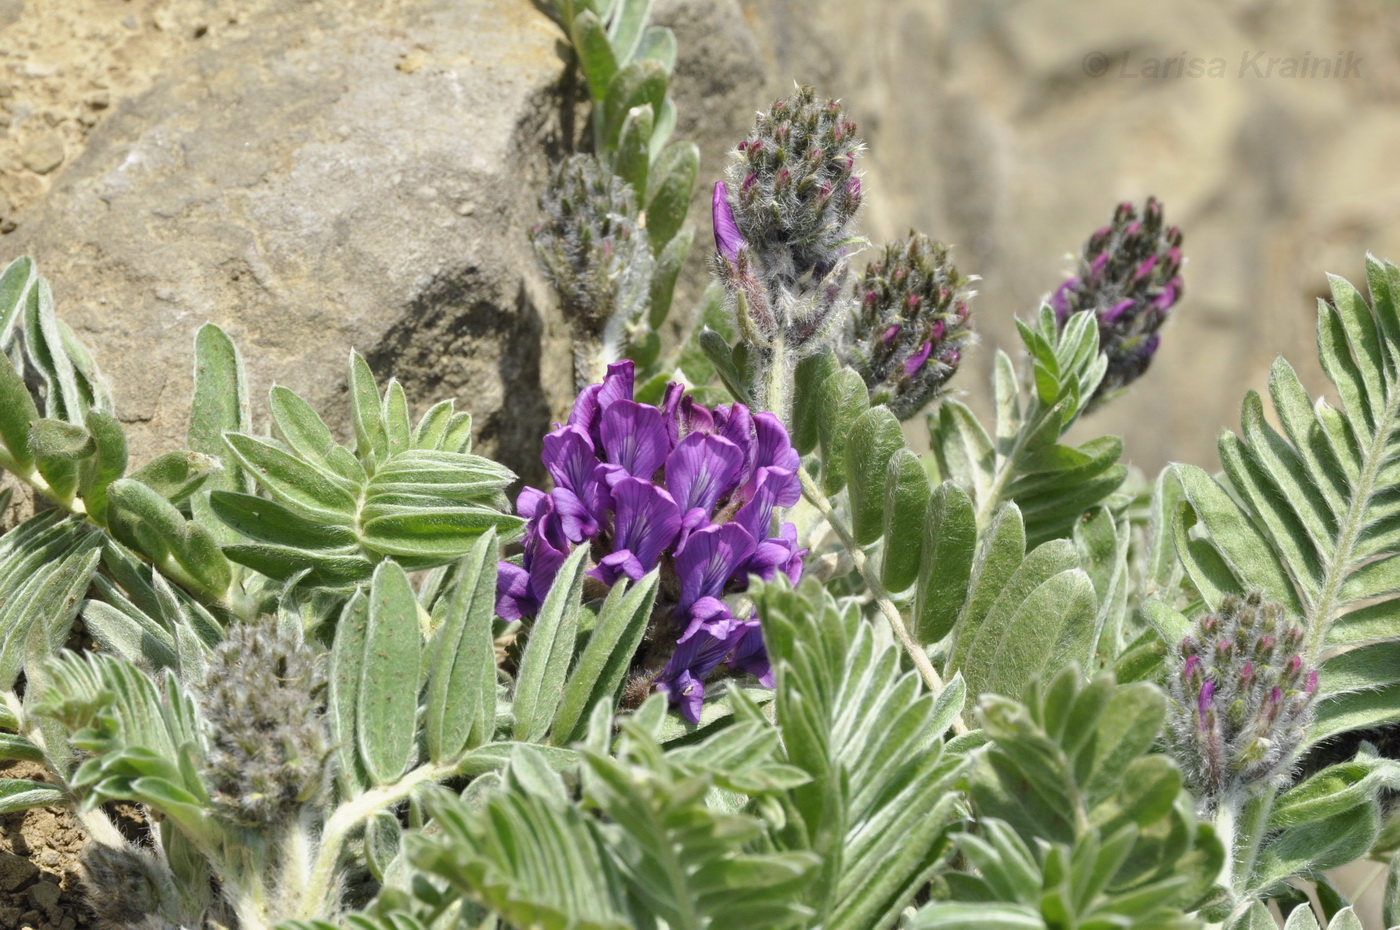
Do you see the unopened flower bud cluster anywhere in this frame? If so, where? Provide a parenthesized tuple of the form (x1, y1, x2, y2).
(531, 153, 653, 383)
(713, 85, 863, 355)
(200, 615, 330, 829)
(1051, 196, 1183, 404)
(1166, 592, 1317, 808)
(844, 231, 974, 419)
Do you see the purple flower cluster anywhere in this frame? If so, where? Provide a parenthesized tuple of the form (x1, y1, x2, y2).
(1050, 197, 1183, 405)
(1166, 593, 1317, 807)
(497, 360, 805, 721)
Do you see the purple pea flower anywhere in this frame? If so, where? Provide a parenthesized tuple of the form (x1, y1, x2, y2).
(497, 359, 806, 721)
(713, 181, 744, 262)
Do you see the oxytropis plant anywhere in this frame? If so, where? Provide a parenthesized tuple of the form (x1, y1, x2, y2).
(4, 40, 1400, 930)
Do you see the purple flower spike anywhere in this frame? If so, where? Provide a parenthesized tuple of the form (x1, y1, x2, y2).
(500, 358, 807, 721)
(1198, 680, 1215, 717)
(713, 181, 744, 262)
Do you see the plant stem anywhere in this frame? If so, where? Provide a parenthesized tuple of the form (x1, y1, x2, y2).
(798, 468, 967, 735)
(757, 342, 793, 426)
(296, 761, 452, 918)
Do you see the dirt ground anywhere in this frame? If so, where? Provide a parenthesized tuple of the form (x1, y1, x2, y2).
(0, 761, 90, 930)
(0, 0, 284, 231)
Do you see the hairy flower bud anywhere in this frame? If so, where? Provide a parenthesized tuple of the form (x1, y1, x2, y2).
(79, 842, 185, 930)
(842, 231, 974, 419)
(532, 153, 654, 385)
(1166, 592, 1316, 809)
(200, 615, 329, 829)
(714, 86, 864, 362)
(1050, 196, 1183, 406)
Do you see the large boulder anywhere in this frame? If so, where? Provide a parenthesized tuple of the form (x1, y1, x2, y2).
(4, 0, 576, 480)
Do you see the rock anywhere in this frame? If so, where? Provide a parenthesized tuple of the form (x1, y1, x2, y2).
(18, 134, 63, 174)
(0, 0, 21, 31)
(0, 850, 38, 892)
(5, 0, 577, 480)
(25, 879, 59, 910)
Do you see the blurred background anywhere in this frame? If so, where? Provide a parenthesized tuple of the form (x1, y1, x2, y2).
(660, 0, 1400, 477)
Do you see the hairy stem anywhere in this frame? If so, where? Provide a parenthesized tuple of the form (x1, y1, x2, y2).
(296, 761, 452, 918)
(757, 342, 793, 426)
(798, 468, 967, 735)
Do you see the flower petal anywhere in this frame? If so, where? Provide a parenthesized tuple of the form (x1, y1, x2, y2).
(600, 400, 669, 478)
(666, 432, 745, 516)
(495, 562, 534, 621)
(713, 181, 744, 262)
(675, 521, 757, 611)
(609, 477, 682, 577)
(728, 620, 773, 687)
(542, 425, 597, 497)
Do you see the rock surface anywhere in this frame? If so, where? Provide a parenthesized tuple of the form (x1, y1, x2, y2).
(2, 0, 576, 480)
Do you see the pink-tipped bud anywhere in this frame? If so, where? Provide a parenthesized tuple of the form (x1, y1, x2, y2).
(1198, 680, 1215, 722)
(1306, 669, 1318, 694)
(882, 324, 901, 344)
(1183, 654, 1201, 681)
(1240, 662, 1253, 683)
